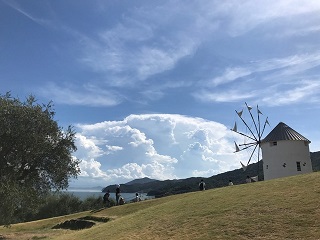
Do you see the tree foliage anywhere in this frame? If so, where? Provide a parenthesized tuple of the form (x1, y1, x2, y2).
(0, 93, 81, 225)
(33, 193, 83, 220)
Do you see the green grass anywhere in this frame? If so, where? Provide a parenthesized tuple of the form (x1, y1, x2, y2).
(1, 172, 320, 239)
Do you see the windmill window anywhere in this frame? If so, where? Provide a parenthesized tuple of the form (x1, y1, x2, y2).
(270, 141, 277, 146)
(296, 161, 301, 171)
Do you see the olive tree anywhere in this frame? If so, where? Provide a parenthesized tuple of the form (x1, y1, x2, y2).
(0, 93, 80, 225)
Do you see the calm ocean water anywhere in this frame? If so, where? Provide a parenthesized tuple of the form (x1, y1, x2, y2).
(65, 190, 154, 201)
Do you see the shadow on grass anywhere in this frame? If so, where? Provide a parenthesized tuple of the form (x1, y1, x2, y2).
(52, 219, 95, 230)
(52, 216, 111, 230)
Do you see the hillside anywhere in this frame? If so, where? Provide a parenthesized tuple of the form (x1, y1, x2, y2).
(311, 151, 320, 171)
(125, 177, 158, 185)
(1, 172, 320, 239)
(102, 151, 320, 197)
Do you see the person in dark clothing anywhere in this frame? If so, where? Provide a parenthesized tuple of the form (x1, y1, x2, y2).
(199, 179, 206, 191)
(115, 184, 121, 205)
(134, 192, 141, 202)
(103, 190, 110, 208)
(119, 196, 125, 205)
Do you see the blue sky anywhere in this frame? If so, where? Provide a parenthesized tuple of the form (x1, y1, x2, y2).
(2, 0, 320, 188)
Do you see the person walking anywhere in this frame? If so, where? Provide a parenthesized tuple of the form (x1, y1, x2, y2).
(199, 179, 206, 191)
(115, 184, 121, 205)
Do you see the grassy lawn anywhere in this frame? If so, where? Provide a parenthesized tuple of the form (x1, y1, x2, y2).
(1, 172, 320, 239)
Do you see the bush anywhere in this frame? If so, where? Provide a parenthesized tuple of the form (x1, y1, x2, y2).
(81, 196, 104, 211)
(2, 192, 117, 224)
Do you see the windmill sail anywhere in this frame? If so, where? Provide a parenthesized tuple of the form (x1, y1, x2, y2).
(231, 122, 237, 132)
(234, 142, 240, 152)
(251, 176, 259, 182)
(237, 110, 243, 117)
(266, 118, 270, 126)
(240, 161, 247, 171)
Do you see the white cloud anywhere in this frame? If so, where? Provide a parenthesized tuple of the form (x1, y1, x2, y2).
(214, 0, 320, 36)
(140, 80, 192, 102)
(195, 52, 320, 106)
(261, 80, 320, 106)
(75, 134, 105, 159)
(72, 114, 244, 186)
(211, 67, 252, 87)
(2, 0, 52, 27)
(78, 1, 221, 86)
(194, 89, 257, 103)
(79, 158, 107, 178)
(106, 145, 123, 152)
(38, 82, 122, 107)
(80, 31, 198, 85)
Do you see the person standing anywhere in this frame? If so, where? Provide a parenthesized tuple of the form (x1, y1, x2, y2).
(199, 179, 206, 191)
(115, 184, 121, 205)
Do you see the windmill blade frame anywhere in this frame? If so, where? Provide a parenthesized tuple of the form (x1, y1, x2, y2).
(231, 103, 270, 180)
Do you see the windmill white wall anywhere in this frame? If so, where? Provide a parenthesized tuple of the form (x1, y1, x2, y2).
(261, 122, 313, 181)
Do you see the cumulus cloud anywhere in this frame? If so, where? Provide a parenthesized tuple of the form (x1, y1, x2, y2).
(79, 158, 107, 178)
(75, 134, 105, 159)
(73, 114, 245, 186)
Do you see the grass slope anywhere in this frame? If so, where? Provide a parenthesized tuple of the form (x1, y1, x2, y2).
(2, 172, 320, 239)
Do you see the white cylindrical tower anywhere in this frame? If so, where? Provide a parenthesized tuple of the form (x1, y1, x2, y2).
(261, 122, 312, 181)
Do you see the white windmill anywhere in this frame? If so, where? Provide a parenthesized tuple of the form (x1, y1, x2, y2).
(260, 122, 313, 180)
(231, 102, 270, 181)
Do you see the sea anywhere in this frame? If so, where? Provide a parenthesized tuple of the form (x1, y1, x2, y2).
(64, 189, 154, 202)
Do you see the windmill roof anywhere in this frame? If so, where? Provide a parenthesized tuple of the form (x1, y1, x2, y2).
(261, 122, 310, 143)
